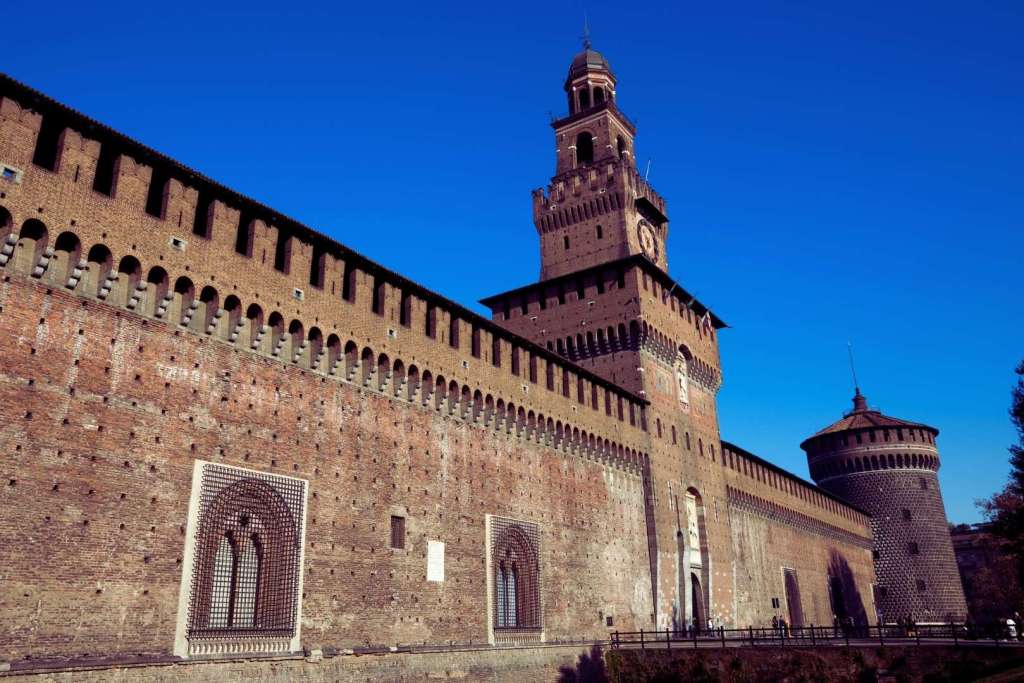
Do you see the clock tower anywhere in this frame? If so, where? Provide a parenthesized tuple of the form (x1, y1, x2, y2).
(484, 39, 731, 633)
(533, 39, 670, 280)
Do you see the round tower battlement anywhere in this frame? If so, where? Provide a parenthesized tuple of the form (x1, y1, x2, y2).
(801, 390, 967, 624)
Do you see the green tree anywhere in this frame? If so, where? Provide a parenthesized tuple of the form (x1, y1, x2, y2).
(979, 360, 1024, 587)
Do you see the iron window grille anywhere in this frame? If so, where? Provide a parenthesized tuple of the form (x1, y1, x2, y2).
(185, 463, 306, 648)
(489, 515, 542, 643)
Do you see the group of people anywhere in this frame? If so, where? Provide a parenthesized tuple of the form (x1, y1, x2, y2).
(771, 614, 792, 637)
(673, 617, 721, 637)
(895, 615, 918, 637)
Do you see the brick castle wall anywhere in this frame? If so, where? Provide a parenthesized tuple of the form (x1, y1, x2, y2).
(0, 72, 879, 676)
(0, 274, 652, 660)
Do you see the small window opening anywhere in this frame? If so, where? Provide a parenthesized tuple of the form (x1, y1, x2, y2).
(596, 224, 603, 239)
(371, 277, 385, 316)
(32, 116, 63, 171)
(575, 132, 594, 165)
(563, 235, 570, 250)
(426, 304, 437, 338)
(192, 192, 215, 239)
(92, 143, 118, 196)
(390, 515, 406, 549)
(235, 211, 255, 257)
(144, 167, 170, 218)
(310, 247, 326, 288)
(471, 326, 481, 358)
(399, 290, 412, 327)
(342, 261, 357, 302)
(273, 231, 292, 273)
(578, 88, 591, 110)
(449, 316, 460, 349)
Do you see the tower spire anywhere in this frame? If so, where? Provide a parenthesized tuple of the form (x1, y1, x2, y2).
(582, 12, 592, 49)
(848, 341, 868, 411)
(847, 341, 860, 395)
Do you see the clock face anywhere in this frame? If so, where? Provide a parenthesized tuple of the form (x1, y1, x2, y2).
(637, 220, 658, 260)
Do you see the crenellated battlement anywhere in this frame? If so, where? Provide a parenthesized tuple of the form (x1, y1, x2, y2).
(720, 441, 870, 531)
(531, 157, 666, 228)
(0, 73, 651, 471)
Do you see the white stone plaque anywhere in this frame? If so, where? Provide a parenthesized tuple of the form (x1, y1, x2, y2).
(427, 540, 445, 582)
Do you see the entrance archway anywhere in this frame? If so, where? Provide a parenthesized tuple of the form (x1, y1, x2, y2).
(784, 569, 804, 627)
(690, 573, 704, 633)
(830, 575, 847, 620)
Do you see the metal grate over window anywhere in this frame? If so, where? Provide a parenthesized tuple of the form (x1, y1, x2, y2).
(186, 463, 306, 644)
(490, 516, 541, 641)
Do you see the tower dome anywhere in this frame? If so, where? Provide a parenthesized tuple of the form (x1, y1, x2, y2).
(563, 35, 617, 116)
(567, 47, 615, 81)
(801, 391, 967, 624)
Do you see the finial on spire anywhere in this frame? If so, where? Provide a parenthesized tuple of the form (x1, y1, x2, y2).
(582, 12, 592, 49)
(847, 341, 860, 394)
(848, 341, 868, 411)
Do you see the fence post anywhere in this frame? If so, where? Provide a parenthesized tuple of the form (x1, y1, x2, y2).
(749, 626, 754, 647)
(721, 626, 726, 649)
(878, 621, 884, 647)
(811, 624, 816, 646)
(693, 627, 698, 649)
(613, 631, 619, 649)
(666, 627, 670, 651)
(844, 627, 850, 648)
(640, 628, 645, 650)
(915, 627, 920, 647)
(952, 622, 958, 647)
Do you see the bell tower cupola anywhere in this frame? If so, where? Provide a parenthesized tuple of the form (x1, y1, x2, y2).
(565, 29, 617, 117)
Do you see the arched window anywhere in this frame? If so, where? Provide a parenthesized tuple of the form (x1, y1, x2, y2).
(594, 87, 605, 104)
(575, 132, 594, 166)
(617, 135, 627, 160)
(182, 463, 306, 655)
(490, 517, 541, 640)
(578, 88, 591, 110)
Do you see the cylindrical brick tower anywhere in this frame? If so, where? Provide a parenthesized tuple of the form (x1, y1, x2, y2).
(801, 390, 967, 624)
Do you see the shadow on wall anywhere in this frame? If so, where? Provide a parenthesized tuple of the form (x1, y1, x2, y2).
(557, 644, 608, 683)
(829, 550, 869, 626)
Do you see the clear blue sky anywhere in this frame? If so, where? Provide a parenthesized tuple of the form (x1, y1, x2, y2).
(7, 1, 1021, 523)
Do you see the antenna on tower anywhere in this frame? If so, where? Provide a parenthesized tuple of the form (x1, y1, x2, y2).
(644, 158, 652, 181)
(847, 341, 861, 394)
(582, 12, 592, 49)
